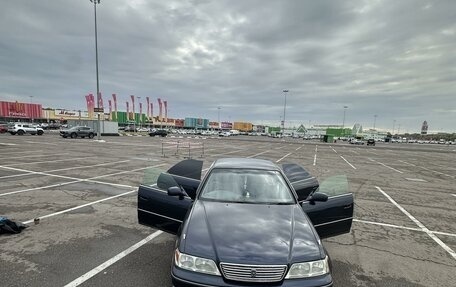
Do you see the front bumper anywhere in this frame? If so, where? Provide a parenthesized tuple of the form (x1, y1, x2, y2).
(172, 265, 333, 287)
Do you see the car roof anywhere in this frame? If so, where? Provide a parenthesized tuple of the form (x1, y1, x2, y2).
(212, 158, 280, 171)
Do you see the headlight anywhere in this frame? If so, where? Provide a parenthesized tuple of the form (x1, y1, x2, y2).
(174, 249, 221, 276)
(285, 256, 329, 279)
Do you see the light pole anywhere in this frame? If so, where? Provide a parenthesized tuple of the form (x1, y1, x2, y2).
(342, 106, 348, 132)
(373, 114, 378, 130)
(29, 96, 34, 122)
(217, 106, 221, 130)
(282, 90, 289, 135)
(90, 0, 101, 140)
(137, 96, 141, 131)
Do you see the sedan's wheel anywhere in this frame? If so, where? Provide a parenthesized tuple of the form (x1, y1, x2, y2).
(10, 132, 16, 135)
(17, 130, 25, 135)
(63, 135, 67, 138)
(70, 133, 77, 139)
(88, 133, 94, 139)
(37, 130, 43, 135)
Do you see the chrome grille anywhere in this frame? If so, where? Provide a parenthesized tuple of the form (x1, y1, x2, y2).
(220, 262, 287, 282)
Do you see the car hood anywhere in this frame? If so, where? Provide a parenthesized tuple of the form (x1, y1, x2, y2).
(180, 201, 323, 265)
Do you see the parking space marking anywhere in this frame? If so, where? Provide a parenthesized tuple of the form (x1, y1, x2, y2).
(6, 152, 68, 160)
(0, 160, 131, 180)
(0, 150, 44, 155)
(23, 190, 137, 224)
(400, 160, 454, 178)
(247, 150, 270, 158)
(63, 230, 163, 287)
(405, 178, 427, 182)
(3, 156, 92, 167)
(0, 164, 165, 197)
(276, 152, 292, 163)
(329, 146, 338, 154)
(376, 186, 456, 260)
(353, 219, 456, 238)
(340, 156, 356, 170)
(0, 143, 16, 146)
(452, 194, 456, 197)
(25, 141, 59, 146)
(295, 146, 302, 151)
(369, 158, 403, 174)
(313, 145, 317, 166)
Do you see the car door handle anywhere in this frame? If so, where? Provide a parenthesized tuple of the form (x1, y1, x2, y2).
(138, 196, 149, 201)
(343, 204, 352, 209)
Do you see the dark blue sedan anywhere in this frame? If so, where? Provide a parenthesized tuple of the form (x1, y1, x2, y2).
(138, 158, 353, 287)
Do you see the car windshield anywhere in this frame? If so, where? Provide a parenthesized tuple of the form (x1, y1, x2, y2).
(199, 169, 295, 204)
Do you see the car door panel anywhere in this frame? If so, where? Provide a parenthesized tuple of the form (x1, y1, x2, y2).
(138, 184, 192, 234)
(302, 193, 354, 239)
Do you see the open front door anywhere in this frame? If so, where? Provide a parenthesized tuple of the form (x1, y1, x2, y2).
(301, 175, 354, 239)
(138, 171, 193, 235)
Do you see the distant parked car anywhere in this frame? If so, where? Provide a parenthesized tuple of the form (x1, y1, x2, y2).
(60, 126, 95, 139)
(366, 139, 375, 146)
(350, 139, 364, 145)
(8, 123, 44, 135)
(149, 129, 167, 137)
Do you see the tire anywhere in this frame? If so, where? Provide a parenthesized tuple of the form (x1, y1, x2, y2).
(17, 130, 25, 135)
(71, 133, 77, 139)
(88, 133, 94, 139)
(63, 135, 67, 138)
(37, 130, 43, 135)
(10, 132, 16, 135)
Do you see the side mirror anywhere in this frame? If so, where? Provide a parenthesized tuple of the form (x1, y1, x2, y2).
(309, 192, 328, 204)
(167, 186, 188, 200)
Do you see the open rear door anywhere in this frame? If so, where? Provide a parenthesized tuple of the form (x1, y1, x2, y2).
(138, 161, 202, 234)
(301, 175, 353, 239)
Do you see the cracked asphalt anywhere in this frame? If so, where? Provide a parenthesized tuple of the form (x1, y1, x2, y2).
(0, 133, 455, 286)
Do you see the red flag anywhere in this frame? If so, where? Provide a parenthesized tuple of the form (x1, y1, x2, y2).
(163, 100, 168, 119)
(126, 101, 130, 120)
(146, 97, 150, 117)
(112, 94, 117, 112)
(85, 95, 90, 111)
(158, 98, 162, 119)
(108, 100, 112, 114)
(130, 95, 135, 114)
(98, 92, 103, 108)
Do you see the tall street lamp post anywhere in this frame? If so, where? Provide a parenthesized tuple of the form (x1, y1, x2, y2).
(282, 90, 289, 135)
(137, 96, 141, 132)
(90, 0, 101, 140)
(217, 106, 221, 130)
(342, 106, 348, 135)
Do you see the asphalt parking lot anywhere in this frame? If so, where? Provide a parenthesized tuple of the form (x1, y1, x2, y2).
(0, 133, 455, 287)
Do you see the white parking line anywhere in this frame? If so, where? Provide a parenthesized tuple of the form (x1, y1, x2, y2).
(399, 160, 454, 178)
(276, 152, 292, 163)
(313, 154, 317, 166)
(369, 158, 403, 174)
(247, 150, 270, 158)
(295, 146, 302, 151)
(452, 194, 456, 197)
(0, 160, 130, 180)
(5, 152, 69, 160)
(340, 156, 356, 169)
(0, 143, 16, 146)
(25, 141, 58, 146)
(0, 150, 44, 155)
(23, 190, 137, 224)
(3, 156, 92, 167)
(0, 164, 165, 197)
(329, 146, 338, 154)
(62, 230, 163, 287)
(353, 219, 456, 238)
(376, 186, 456, 260)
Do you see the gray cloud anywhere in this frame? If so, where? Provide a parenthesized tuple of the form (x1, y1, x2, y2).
(0, 0, 455, 132)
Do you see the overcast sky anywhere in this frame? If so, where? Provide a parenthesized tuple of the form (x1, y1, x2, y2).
(1, 0, 455, 132)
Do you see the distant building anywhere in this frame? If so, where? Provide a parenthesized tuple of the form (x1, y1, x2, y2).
(421, 121, 428, 135)
(233, 122, 253, 132)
